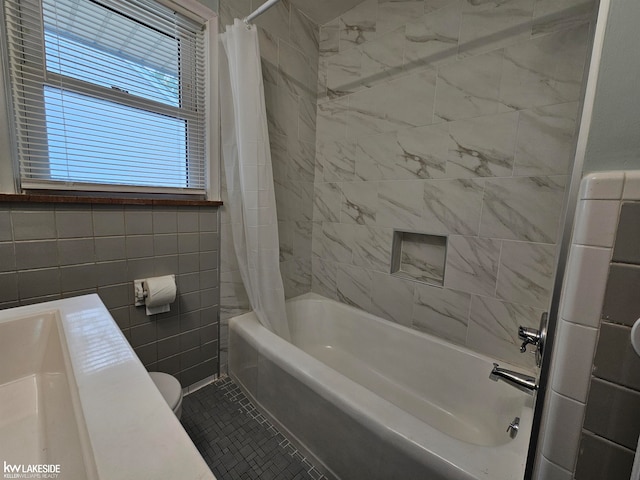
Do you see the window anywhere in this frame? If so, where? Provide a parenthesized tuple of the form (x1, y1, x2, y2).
(3, 0, 207, 194)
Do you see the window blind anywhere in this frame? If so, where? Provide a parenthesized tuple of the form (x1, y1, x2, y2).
(3, 0, 207, 194)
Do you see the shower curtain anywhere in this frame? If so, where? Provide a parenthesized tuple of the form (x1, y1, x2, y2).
(219, 19, 291, 341)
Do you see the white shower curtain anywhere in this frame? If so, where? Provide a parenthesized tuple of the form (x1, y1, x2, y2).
(220, 19, 291, 341)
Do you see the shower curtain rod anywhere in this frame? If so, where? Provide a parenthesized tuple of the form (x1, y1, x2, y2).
(244, 0, 281, 24)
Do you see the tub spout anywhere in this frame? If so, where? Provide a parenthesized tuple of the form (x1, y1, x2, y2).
(490, 363, 538, 395)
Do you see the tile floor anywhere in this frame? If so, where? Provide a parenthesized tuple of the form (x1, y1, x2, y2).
(181, 376, 328, 480)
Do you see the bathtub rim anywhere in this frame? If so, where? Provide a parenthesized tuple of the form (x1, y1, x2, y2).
(229, 292, 534, 480)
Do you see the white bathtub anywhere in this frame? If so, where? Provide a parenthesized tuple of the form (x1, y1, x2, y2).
(0, 295, 215, 480)
(229, 293, 534, 480)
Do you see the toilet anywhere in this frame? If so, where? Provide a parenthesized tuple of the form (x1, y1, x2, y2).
(150, 372, 183, 419)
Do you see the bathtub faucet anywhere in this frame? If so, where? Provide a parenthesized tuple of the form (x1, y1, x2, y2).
(489, 363, 538, 395)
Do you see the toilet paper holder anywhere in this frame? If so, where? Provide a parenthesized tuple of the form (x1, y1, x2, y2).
(133, 276, 176, 307)
(134, 279, 147, 306)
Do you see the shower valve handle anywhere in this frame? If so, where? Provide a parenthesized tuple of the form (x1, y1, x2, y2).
(518, 326, 541, 353)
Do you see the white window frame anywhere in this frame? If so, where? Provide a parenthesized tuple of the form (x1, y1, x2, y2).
(0, 0, 220, 201)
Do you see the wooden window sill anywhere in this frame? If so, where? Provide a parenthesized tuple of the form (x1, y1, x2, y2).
(0, 193, 223, 207)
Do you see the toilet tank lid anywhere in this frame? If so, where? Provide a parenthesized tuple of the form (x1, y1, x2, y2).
(149, 372, 182, 409)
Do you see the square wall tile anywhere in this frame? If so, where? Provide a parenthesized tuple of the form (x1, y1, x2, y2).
(130, 322, 157, 348)
(157, 354, 181, 376)
(58, 238, 94, 266)
(177, 208, 199, 233)
(0, 272, 18, 303)
(0, 243, 16, 272)
(154, 255, 179, 277)
(601, 263, 640, 327)
(127, 258, 155, 282)
(583, 377, 640, 450)
(95, 236, 126, 262)
(153, 234, 178, 256)
(593, 322, 640, 391)
(157, 335, 180, 360)
(55, 207, 93, 238)
(612, 202, 640, 264)
(153, 208, 178, 234)
(17, 268, 60, 299)
(180, 311, 200, 333)
(156, 315, 180, 340)
(14, 240, 58, 270)
(0, 211, 12, 241)
(60, 264, 97, 293)
(92, 207, 125, 236)
(178, 234, 199, 254)
(124, 207, 153, 235)
(95, 261, 128, 287)
(579, 171, 624, 200)
(559, 245, 611, 328)
(574, 432, 635, 480)
(126, 235, 154, 259)
(199, 232, 219, 252)
(573, 199, 620, 248)
(550, 319, 598, 403)
(541, 391, 585, 471)
(12, 210, 56, 240)
(537, 456, 572, 480)
(199, 208, 217, 232)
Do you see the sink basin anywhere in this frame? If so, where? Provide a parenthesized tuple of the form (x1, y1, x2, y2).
(0, 310, 94, 478)
(0, 295, 215, 480)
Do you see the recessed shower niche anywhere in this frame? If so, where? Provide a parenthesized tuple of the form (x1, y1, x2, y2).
(391, 231, 447, 286)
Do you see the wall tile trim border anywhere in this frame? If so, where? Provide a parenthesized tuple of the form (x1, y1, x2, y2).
(539, 170, 640, 479)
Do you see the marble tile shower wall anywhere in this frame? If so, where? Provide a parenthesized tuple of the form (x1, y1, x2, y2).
(0, 203, 220, 387)
(312, 0, 596, 370)
(218, 0, 319, 371)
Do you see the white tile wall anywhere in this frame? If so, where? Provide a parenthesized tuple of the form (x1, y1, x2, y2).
(559, 245, 612, 328)
(550, 318, 598, 402)
(578, 170, 624, 200)
(541, 391, 586, 471)
(538, 171, 638, 479)
(572, 199, 621, 247)
(537, 455, 573, 480)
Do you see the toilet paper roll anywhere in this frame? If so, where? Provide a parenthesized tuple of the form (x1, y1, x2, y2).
(144, 275, 177, 316)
